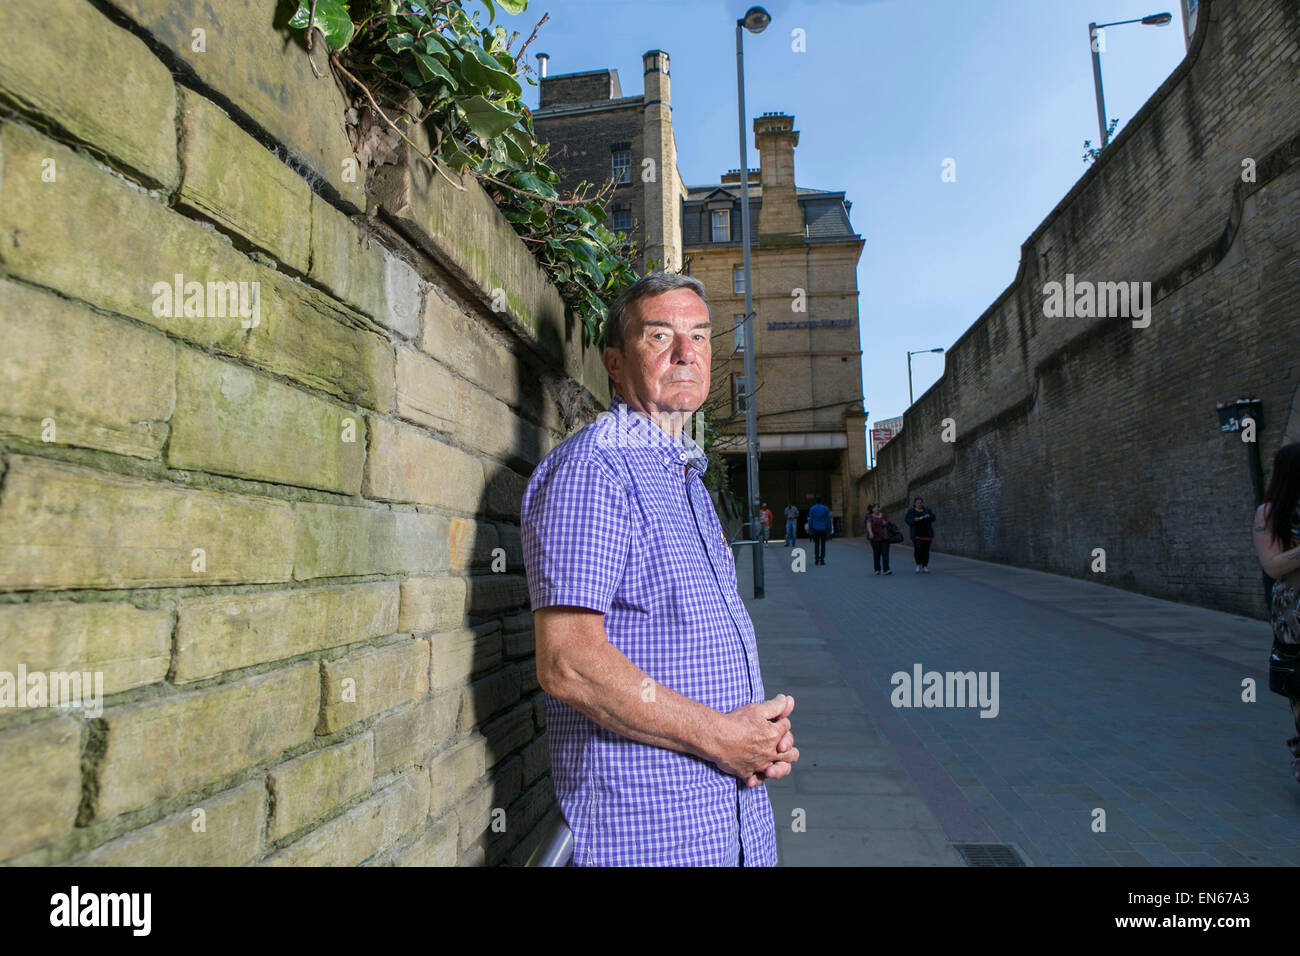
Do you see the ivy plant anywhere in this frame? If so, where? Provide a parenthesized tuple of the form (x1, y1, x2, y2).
(288, 0, 640, 345)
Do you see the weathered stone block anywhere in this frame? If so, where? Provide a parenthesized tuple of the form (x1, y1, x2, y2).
(428, 737, 487, 822)
(240, 270, 395, 413)
(399, 576, 467, 634)
(94, 663, 318, 820)
(381, 814, 456, 866)
(483, 701, 537, 764)
(81, 781, 264, 866)
(0, 717, 81, 861)
(0, 455, 294, 589)
(483, 463, 528, 519)
(267, 732, 374, 841)
(455, 782, 496, 854)
(395, 346, 457, 432)
(465, 575, 528, 617)
(449, 518, 500, 572)
(169, 348, 365, 494)
(455, 380, 547, 467)
(428, 625, 503, 690)
(459, 665, 522, 731)
(264, 770, 429, 866)
(0, 280, 174, 460)
(0, 0, 178, 188)
(102, 0, 364, 208)
(174, 581, 399, 683)
(318, 639, 430, 733)
(521, 734, 549, 785)
(0, 124, 249, 356)
(370, 692, 459, 776)
(308, 196, 388, 321)
(0, 601, 170, 696)
(293, 502, 450, 580)
(177, 88, 311, 273)
(383, 253, 424, 339)
(364, 417, 485, 511)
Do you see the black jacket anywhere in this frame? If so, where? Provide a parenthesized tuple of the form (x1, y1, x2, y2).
(904, 507, 936, 540)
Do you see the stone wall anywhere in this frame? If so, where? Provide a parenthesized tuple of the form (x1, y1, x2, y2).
(0, 0, 607, 865)
(864, 0, 1300, 618)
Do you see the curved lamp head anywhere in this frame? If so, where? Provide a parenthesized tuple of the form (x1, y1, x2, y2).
(741, 6, 771, 33)
(1141, 12, 1173, 25)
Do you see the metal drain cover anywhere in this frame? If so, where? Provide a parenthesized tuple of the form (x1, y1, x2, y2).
(953, 843, 1027, 867)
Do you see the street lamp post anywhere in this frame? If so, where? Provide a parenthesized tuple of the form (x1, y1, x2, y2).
(1088, 13, 1173, 149)
(737, 5, 769, 599)
(907, 348, 944, 407)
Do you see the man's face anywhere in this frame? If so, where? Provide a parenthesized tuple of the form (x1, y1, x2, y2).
(604, 288, 712, 419)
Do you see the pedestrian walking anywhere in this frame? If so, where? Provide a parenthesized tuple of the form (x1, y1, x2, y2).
(783, 502, 799, 547)
(1253, 442, 1300, 785)
(758, 502, 773, 547)
(806, 496, 833, 566)
(866, 503, 893, 575)
(904, 497, 936, 573)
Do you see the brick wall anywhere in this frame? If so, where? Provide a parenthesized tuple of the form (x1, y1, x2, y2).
(864, 0, 1300, 618)
(0, 0, 606, 865)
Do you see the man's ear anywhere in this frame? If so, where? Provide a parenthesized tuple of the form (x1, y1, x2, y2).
(602, 345, 622, 384)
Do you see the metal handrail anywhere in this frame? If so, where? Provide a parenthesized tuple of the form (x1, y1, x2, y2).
(526, 812, 574, 867)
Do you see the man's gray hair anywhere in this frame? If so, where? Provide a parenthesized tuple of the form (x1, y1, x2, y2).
(601, 272, 710, 351)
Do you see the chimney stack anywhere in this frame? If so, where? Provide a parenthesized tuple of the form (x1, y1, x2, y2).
(641, 50, 681, 270)
(535, 52, 549, 78)
(753, 112, 803, 242)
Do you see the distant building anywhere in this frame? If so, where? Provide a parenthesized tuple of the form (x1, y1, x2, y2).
(1180, 0, 1199, 49)
(531, 51, 683, 272)
(682, 112, 867, 535)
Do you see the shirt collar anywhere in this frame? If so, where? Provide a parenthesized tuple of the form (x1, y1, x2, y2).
(605, 393, 709, 477)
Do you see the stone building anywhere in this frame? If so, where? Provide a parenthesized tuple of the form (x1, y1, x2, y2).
(532, 51, 683, 273)
(682, 113, 867, 536)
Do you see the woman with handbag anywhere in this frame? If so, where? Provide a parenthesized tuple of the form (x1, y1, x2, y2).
(1253, 442, 1300, 784)
(866, 504, 894, 575)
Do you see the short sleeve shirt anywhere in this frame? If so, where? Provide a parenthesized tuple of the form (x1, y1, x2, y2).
(520, 393, 778, 866)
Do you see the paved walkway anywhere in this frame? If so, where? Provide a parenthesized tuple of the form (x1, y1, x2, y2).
(737, 536, 1300, 866)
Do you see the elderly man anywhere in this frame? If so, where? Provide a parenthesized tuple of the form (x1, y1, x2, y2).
(520, 272, 798, 866)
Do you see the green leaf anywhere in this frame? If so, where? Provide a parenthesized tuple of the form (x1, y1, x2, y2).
(458, 94, 520, 140)
(387, 33, 415, 52)
(510, 171, 557, 199)
(416, 52, 458, 89)
(288, 0, 355, 50)
(495, 0, 528, 13)
(423, 32, 451, 56)
(460, 44, 522, 97)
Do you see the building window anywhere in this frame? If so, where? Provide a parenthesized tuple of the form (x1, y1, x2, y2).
(611, 149, 631, 185)
(732, 266, 745, 294)
(732, 374, 747, 415)
(711, 209, 731, 242)
(734, 314, 746, 352)
(611, 207, 632, 233)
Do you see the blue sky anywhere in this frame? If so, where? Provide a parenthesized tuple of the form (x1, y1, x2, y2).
(510, 0, 1189, 427)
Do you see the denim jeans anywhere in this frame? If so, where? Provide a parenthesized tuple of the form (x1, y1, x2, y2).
(784, 519, 797, 546)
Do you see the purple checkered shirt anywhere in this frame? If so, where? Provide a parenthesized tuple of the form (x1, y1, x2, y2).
(520, 392, 778, 866)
